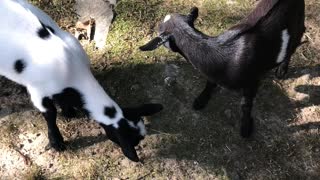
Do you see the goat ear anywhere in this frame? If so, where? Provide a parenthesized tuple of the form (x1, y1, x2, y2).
(117, 133, 140, 162)
(100, 123, 121, 146)
(139, 33, 171, 51)
(100, 123, 140, 162)
(123, 103, 163, 118)
(188, 7, 199, 23)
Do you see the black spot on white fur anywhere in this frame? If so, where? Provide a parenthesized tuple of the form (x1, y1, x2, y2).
(52, 88, 90, 117)
(37, 21, 55, 39)
(37, 27, 50, 39)
(104, 106, 116, 118)
(14, 59, 25, 73)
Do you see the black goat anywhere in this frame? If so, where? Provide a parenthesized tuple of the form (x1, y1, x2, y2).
(140, 0, 305, 137)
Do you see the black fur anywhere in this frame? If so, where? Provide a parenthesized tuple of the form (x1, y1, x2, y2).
(41, 89, 88, 150)
(104, 106, 117, 118)
(53, 88, 85, 108)
(14, 59, 25, 73)
(100, 118, 143, 162)
(193, 81, 217, 110)
(37, 26, 50, 39)
(100, 103, 163, 162)
(42, 97, 65, 151)
(53, 88, 87, 117)
(140, 0, 305, 138)
(37, 21, 55, 39)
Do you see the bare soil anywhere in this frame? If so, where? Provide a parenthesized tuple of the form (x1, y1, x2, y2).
(0, 0, 319, 179)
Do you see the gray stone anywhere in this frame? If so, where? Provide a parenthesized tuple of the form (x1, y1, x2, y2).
(164, 64, 180, 77)
(164, 77, 176, 87)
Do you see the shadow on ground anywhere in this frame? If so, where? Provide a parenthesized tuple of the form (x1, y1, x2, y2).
(0, 77, 31, 119)
(92, 59, 320, 179)
(0, 55, 319, 178)
(67, 135, 108, 151)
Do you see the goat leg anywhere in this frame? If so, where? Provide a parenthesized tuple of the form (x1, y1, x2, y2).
(42, 98, 66, 151)
(193, 80, 217, 110)
(60, 104, 77, 119)
(275, 60, 289, 79)
(240, 85, 258, 138)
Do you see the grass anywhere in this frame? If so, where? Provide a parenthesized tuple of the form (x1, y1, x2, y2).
(0, 0, 319, 179)
(105, 0, 254, 63)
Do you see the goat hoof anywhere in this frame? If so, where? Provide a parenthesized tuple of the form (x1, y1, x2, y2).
(275, 64, 288, 79)
(45, 142, 66, 151)
(240, 117, 254, 138)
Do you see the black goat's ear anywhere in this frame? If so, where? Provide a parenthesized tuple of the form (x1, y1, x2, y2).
(188, 7, 199, 23)
(139, 33, 171, 51)
(123, 103, 163, 119)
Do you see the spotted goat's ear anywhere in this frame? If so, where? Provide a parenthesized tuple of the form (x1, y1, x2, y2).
(117, 131, 140, 162)
(139, 33, 172, 51)
(99, 123, 140, 162)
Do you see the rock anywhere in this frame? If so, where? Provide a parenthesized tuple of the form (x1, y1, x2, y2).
(120, 158, 131, 167)
(164, 77, 176, 87)
(48, 163, 53, 168)
(130, 84, 140, 91)
(164, 64, 180, 78)
(164, 64, 180, 87)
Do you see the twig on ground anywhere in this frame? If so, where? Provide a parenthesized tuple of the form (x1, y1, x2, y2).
(11, 143, 32, 166)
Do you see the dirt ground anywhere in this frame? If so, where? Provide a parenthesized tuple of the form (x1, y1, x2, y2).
(0, 0, 320, 179)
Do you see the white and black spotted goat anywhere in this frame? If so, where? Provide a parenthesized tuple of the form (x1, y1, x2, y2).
(0, 0, 163, 162)
(140, 0, 305, 137)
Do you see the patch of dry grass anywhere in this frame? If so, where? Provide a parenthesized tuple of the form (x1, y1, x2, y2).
(0, 0, 319, 179)
(29, 0, 77, 29)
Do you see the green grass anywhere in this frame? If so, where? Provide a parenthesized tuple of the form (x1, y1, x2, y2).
(105, 0, 253, 64)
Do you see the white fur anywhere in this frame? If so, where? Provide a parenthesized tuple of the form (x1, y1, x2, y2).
(164, 41, 173, 51)
(163, 15, 171, 23)
(0, 0, 133, 128)
(127, 120, 146, 136)
(235, 36, 245, 61)
(276, 29, 290, 63)
(137, 121, 147, 136)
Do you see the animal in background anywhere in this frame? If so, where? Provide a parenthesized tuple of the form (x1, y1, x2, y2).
(140, 0, 305, 137)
